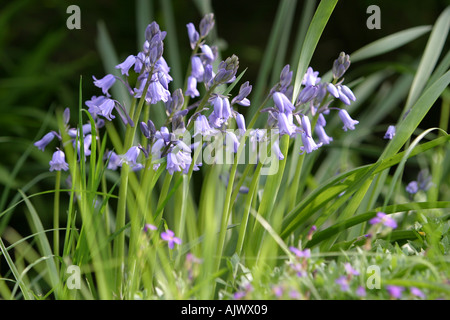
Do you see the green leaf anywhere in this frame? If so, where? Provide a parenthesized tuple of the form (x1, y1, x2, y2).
(306, 201, 450, 248)
(96, 21, 131, 109)
(350, 25, 432, 62)
(381, 70, 450, 159)
(292, 0, 338, 102)
(404, 7, 450, 110)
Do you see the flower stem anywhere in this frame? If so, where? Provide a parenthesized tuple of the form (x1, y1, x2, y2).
(53, 170, 61, 268)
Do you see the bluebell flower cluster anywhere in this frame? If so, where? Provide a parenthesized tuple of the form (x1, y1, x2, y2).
(35, 14, 359, 176)
(263, 51, 358, 157)
(34, 107, 104, 172)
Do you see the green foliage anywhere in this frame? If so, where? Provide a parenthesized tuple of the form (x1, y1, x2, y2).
(0, 0, 449, 300)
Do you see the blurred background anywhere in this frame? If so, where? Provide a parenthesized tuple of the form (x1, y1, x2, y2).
(0, 0, 448, 239)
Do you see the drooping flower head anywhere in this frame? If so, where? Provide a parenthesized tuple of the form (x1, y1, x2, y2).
(92, 74, 116, 97)
(339, 109, 359, 131)
(384, 125, 396, 140)
(34, 132, 56, 152)
(49, 149, 69, 172)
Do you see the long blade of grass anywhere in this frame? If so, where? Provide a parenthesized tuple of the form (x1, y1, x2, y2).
(350, 25, 432, 63)
(292, 0, 338, 102)
(0, 237, 32, 300)
(96, 21, 131, 109)
(404, 7, 450, 111)
(18, 189, 60, 298)
(307, 201, 450, 248)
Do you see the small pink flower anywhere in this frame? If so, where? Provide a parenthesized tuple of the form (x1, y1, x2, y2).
(161, 229, 182, 249)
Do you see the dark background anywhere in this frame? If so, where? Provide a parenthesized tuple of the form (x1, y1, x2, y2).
(0, 0, 448, 240)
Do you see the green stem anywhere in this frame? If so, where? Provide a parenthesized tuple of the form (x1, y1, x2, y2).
(236, 162, 262, 257)
(53, 170, 61, 270)
(113, 74, 151, 295)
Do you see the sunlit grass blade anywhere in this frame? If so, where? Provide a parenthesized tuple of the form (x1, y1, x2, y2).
(96, 21, 131, 109)
(18, 190, 60, 298)
(350, 25, 432, 62)
(381, 70, 450, 159)
(249, 0, 299, 120)
(403, 6, 450, 110)
(292, 0, 338, 102)
(0, 237, 32, 300)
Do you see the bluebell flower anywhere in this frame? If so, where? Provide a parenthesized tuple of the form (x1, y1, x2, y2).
(315, 124, 333, 145)
(150, 138, 166, 169)
(302, 67, 320, 87)
(145, 23, 166, 66)
(134, 52, 146, 73)
(63, 108, 71, 124)
(273, 92, 295, 114)
(231, 81, 252, 107)
(317, 113, 327, 127)
(406, 181, 419, 194)
(194, 114, 216, 137)
(277, 112, 297, 136)
(166, 149, 193, 175)
(297, 85, 318, 105)
(134, 73, 171, 104)
(92, 74, 116, 97)
(105, 151, 121, 170)
(115, 55, 136, 76)
(208, 94, 232, 128)
(225, 131, 240, 153)
(249, 129, 266, 153)
(203, 64, 215, 89)
(327, 83, 339, 98)
(49, 149, 69, 172)
(191, 56, 205, 80)
(332, 52, 351, 80)
(279, 65, 293, 92)
(338, 109, 359, 131)
(300, 114, 312, 137)
(74, 134, 92, 158)
(337, 85, 356, 105)
(272, 138, 284, 160)
(300, 132, 322, 154)
(384, 125, 396, 140)
(199, 13, 215, 38)
(235, 113, 246, 135)
(186, 23, 199, 49)
(34, 132, 56, 151)
(185, 76, 200, 98)
(95, 98, 116, 121)
(165, 89, 184, 116)
(214, 55, 239, 85)
(200, 44, 215, 63)
(120, 146, 141, 170)
(85, 95, 117, 121)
